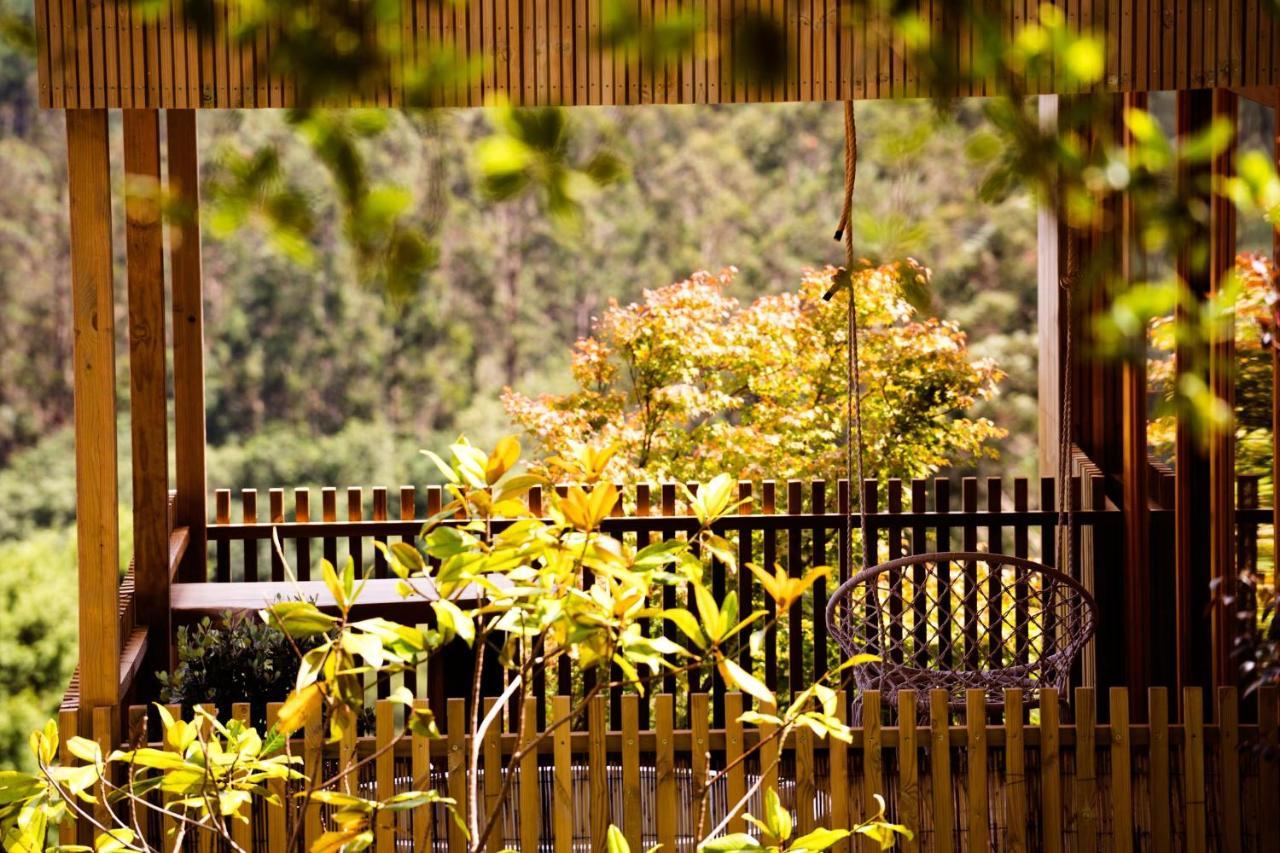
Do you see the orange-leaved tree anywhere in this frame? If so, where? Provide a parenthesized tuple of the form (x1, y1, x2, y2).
(503, 262, 1005, 483)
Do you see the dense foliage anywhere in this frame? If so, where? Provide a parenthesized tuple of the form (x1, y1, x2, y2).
(505, 262, 1005, 482)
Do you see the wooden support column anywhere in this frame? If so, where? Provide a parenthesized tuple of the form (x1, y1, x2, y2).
(123, 109, 169, 682)
(1120, 92, 1151, 708)
(1175, 89, 1237, 696)
(1037, 95, 1063, 480)
(66, 109, 120, 719)
(167, 110, 207, 584)
(1207, 89, 1239, 690)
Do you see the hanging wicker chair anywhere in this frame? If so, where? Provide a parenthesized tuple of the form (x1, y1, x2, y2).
(825, 551, 1097, 722)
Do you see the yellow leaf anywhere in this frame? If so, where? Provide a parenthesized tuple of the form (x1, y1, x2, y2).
(718, 658, 774, 705)
(276, 682, 325, 736)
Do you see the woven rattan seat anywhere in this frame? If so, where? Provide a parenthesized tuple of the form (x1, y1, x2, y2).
(826, 551, 1097, 722)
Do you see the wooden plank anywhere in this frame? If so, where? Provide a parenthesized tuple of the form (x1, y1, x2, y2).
(898, 691, 919, 853)
(828, 691, 849, 850)
(1109, 687, 1133, 853)
(588, 693, 609, 851)
(411, 698, 433, 850)
(374, 700, 395, 853)
(929, 689, 953, 853)
(1149, 687, 1171, 853)
(1219, 687, 1242, 853)
(690, 691, 710, 838)
(1183, 687, 1206, 853)
(1074, 687, 1097, 849)
(265, 702, 287, 851)
(759, 696, 779, 799)
(1040, 688, 1062, 853)
(621, 692, 641, 848)
(552, 695, 573, 853)
(796, 725, 816, 835)
(166, 109, 207, 582)
(482, 696, 503, 853)
(123, 107, 169, 679)
(447, 698, 468, 851)
(1004, 689, 1027, 853)
(725, 691, 746, 834)
(304, 707, 323, 847)
(67, 108, 120, 717)
(1261, 687, 1279, 853)
(229, 703, 253, 852)
(965, 689, 989, 850)
(655, 693, 677, 849)
(861, 689, 882, 850)
(242, 489, 259, 582)
(91, 706, 112, 828)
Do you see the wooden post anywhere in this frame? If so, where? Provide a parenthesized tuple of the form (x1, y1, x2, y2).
(1175, 88, 1238, 697)
(167, 109, 207, 583)
(66, 108, 121, 721)
(1037, 95, 1063, 479)
(1120, 91, 1151, 708)
(123, 108, 169, 682)
(1206, 88, 1238, 690)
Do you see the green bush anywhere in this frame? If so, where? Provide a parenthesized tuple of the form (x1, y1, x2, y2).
(158, 611, 316, 728)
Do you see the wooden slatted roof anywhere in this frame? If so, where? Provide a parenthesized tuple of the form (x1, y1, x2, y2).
(35, 1, 1280, 110)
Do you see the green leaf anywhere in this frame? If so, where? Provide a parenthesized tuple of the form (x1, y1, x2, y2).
(431, 599, 475, 647)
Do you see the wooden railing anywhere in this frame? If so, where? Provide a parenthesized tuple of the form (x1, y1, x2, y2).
(65, 685, 1279, 852)
(194, 476, 1119, 729)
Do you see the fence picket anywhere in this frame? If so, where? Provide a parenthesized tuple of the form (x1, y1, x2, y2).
(589, 693, 608, 850)
(411, 699, 433, 851)
(898, 690, 919, 853)
(230, 703, 253, 852)
(1219, 687, 1241, 853)
(725, 691, 746, 834)
(446, 698, 467, 851)
(1109, 687, 1133, 853)
(622, 693, 641, 848)
(862, 689, 882, 851)
(929, 689, 953, 853)
(965, 689, 988, 850)
(519, 696, 540, 853)
(265, 702, 286, 851)
(1149, 687, 1171, 852)
(796, 724, 816, 834)
(552, 695, 573, 853)
(1184, 687, 1206, 853)
(375, 700, 394, 853)
(1260, 687, 1279, 853)
(1040, 688, 1062, 853)
(1004, 689, 1027, 853)
(691, 693, 711, 840)
(482, 697, 503, 853)
(304, 708, 323, 848)
(1074, 687, 1097, 848)
(294, 488, 311, 580)
(656, 693, 677, 849)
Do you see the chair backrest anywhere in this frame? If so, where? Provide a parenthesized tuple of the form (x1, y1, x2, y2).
(825, 551, 1097, 702)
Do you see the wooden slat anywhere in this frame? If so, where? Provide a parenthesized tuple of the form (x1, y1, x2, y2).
(1219, 687, 1241, 853)
(929, 689, 953, 853)
(1109, 687, 1133, 853)
(725, 691, 746, 834)
(411, 698, 433, 850)
(482, 697, 503, 853)
(1074, 687, 1097, 849)
(447, 698, 468, 851)
(655, 693, 677, 850)
(304, 708, 323, 847)
(230, 703, 253, 852)
(552, 694, 573, 853)
(1184, 687, 1207, 853)
(374, 700, 395, 853)
(759, 696, 779, 800)
(861, 689, 883, 851)
(265, 702, 287, 851)
(1004, 689, 1027, 853)
(1261, 687, 1279, 853)
(1040, 688, 1062, 853)
(1149, 687, 1171, 853)
(898, 690, 919, 853)
(965, 689, 989, 850)
(588, 693, 608, 851)
(795, 725, 816, 834)
(67, 108, 120, 716)
(691, 692, 710, 838)
(621, 692, 641, 848)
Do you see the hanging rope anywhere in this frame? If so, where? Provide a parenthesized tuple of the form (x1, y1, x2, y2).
(1056, 237, 1077, 576)
(834, 100, 870, 569)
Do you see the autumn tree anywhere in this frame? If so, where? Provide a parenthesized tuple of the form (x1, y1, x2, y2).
(504, 262, 1005, 483)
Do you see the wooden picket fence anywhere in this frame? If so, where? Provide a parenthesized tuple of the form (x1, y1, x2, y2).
(67, 685, 1279, 852)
